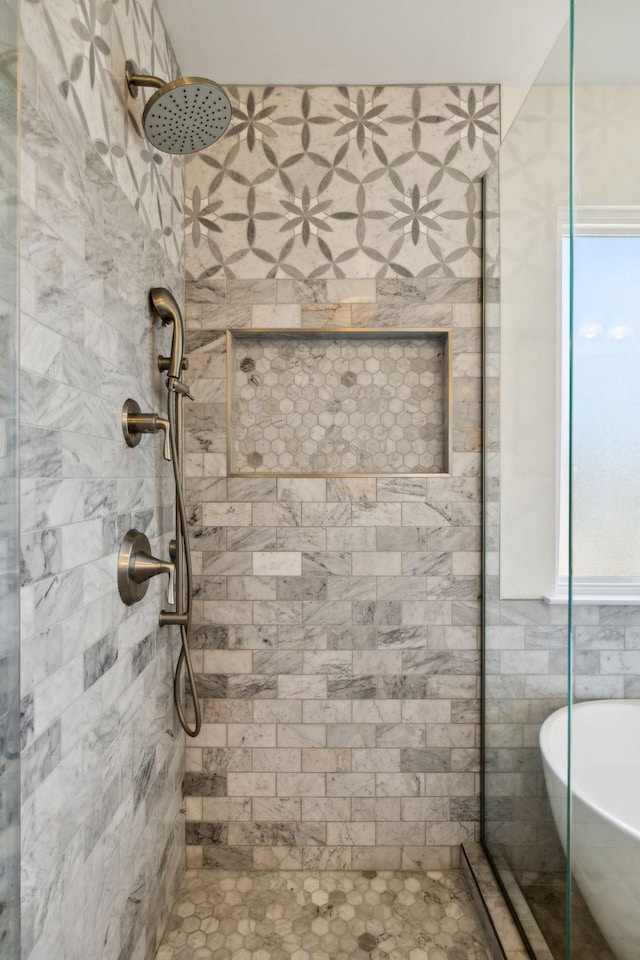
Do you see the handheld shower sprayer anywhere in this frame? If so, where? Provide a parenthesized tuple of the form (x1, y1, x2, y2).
(151, 287, 194, 399)
(150, 288, 184, 380)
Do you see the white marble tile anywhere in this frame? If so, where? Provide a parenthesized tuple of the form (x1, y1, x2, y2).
(326, 279, 376, 303)
(253, 551, 302, 576)
(251, 304, 301, 327)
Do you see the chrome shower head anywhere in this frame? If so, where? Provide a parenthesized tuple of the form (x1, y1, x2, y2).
(126, 61, 232, 155)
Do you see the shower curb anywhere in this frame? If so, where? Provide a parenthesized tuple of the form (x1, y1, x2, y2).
(461, 844, 531, 960)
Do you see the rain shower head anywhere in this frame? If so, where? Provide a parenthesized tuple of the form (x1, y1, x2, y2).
(126, 61, 232, 155)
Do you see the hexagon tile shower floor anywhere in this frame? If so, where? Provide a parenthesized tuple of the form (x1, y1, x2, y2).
(155, 870, 491, 960)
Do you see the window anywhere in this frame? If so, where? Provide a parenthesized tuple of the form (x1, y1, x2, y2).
(557, 213, 640, 599)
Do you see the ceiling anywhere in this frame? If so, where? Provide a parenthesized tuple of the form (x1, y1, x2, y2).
(157, 0, 568, 87)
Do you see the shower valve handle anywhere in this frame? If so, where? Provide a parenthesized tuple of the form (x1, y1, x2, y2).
(122, 399, 171, 461)
(131, 549, 175, 607)
(118, 530, 175, 607)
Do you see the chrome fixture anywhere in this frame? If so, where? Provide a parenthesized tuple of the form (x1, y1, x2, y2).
(121, 398, 171, 460)
(125, 60, 232, 155)
(117, 287, 201, 737)
(118, 529, 175, 606)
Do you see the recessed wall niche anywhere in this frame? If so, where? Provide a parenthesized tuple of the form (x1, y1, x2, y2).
(227, 328, 451, 477)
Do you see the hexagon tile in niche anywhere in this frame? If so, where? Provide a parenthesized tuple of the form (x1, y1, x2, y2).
(228, 331, 450, 476)
(155, 869, 491, 960)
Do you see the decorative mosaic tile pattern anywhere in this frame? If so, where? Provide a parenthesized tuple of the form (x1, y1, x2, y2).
(156, 869, 492, 960)
(20, 0, 184, 264)
(230, 333, 447, 476)
(185, 85, 499, 279)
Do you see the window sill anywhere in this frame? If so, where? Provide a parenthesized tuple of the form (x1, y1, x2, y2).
(543, 594, 640, 605)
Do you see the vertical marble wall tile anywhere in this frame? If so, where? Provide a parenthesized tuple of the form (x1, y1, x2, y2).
(19, 1, 186, 958)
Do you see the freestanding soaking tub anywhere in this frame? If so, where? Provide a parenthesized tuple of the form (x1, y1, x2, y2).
(540, 699, 640, 960)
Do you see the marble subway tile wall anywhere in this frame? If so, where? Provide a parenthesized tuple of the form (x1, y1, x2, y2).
(0, 0, 19, 951)
(484, 596, 640, 874)
(19, 1, 185, 958)
(182, 85, 499, 870)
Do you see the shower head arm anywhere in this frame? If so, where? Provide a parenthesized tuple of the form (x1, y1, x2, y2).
(126, 60, 165, 98)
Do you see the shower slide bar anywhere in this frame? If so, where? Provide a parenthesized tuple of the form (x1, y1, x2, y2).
(117, 287, 201, 737)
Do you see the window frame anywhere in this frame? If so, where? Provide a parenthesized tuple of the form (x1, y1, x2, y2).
(549, 205, 640, 604)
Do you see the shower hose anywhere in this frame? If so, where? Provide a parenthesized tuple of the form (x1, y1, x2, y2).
(167, 383, 202, 738)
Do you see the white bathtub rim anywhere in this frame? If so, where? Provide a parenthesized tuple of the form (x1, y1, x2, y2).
(539, 698, 640, 844)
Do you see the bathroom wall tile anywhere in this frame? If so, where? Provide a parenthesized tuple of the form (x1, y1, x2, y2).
(186, 85, 497, 282)
(253, 552, 302, 576)
(301, 502, 352, 526)
(253, 502, 301, 526)
(377, 477, 428, 501)
(254, 651, 304, 675)
(277, 773, 326, 797)
(352, 502, 402, 526)
(278, 724, 327, 748)
(327, 773, 376, 797)
(277, 279, 327, 304)
(277, 576, 327, 601)
(277, 478, 327, 501)
(278, 675, 327, 699)
(252, 304, 301, 327)
(326, 280, 376, 303)
(226, 576, 275, 600)
(19, 1, 186, 954)
(227, 773, 276, 796)
(351, 302, 452, 328)
(278, 528, 327, 551)
(301, 303, 352, 326)
(254, 700, 302, 723)
(352, 552, 402, 576)
(227, 280, 277, 303)
(326, 478, 376, 502)
(203, 502, 252, 526)
(303, 701, 352, 724)
(227, 477, 276, 501)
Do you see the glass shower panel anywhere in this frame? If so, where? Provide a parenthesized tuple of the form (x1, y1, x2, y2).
(482, 10, 573, 959)
(0, 0, 19, 954)
(568, 0, 640, 957)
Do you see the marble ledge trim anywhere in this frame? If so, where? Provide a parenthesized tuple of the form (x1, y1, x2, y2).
(461, 843, 531, 960)
(185, 842, 463, 872)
